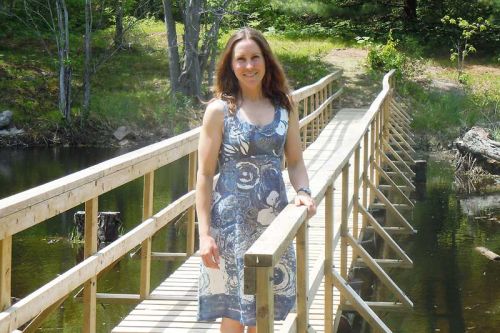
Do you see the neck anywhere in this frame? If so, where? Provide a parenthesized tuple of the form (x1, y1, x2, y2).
(240, 87, 264, 103)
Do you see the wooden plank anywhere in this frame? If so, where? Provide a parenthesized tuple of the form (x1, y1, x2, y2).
(186, 152, 197, 256)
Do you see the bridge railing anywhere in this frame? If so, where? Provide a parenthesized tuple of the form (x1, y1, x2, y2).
(244, 70, 410, 333)
(0, 70, 343, 332)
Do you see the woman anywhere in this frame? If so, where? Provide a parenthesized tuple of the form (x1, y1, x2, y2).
(196, 27, 316, 333)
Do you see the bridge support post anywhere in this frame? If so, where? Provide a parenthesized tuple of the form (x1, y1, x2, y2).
(297, 219, 309, 332)
(186, 152, 197, 256)
(324, 184, 334, 333)
(256, 266, 274, 333)
(0, 236, 11, 311)
(83, 197, 98, 333)
(140, 172, 154, 298)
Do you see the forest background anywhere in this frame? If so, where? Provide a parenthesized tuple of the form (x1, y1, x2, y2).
(0, 0, 499, 147)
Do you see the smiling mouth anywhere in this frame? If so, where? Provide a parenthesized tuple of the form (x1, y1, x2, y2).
(243, 73, 258, 77)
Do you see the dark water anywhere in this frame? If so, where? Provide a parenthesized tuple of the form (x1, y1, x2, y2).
(2, 148, 500, 332)
(386, 156, 500, 333)
(1, 147, 189, 332)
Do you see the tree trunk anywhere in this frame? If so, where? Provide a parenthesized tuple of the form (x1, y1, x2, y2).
(56, 0, 71, 121)
(403, 0, 417, 21)
(114, 0, 124, 49)
(82, 0, 92, 124)
(162, 0, 181, 93)
(180, 0, 202, 98)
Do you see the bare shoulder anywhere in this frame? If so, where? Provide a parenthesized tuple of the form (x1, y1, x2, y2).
(202, 99, 226, 126)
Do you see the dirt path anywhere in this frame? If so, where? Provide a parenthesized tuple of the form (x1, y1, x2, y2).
(323, 48, 382, 108)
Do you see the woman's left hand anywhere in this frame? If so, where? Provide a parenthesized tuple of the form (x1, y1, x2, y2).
(294, 193, 317, 218)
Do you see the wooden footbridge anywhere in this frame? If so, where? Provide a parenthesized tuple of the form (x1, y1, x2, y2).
(0, 70, 419, 332)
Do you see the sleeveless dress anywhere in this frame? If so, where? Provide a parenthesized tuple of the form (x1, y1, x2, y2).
(197, 101, 296, 326)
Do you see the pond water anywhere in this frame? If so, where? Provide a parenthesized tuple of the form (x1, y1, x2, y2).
(1, 146, 189, 332)
(2, 148, 499, 332)
(385, 155, 500, 333)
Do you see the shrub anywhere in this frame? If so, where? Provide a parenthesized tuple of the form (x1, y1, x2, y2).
(366, 32, 406, 76)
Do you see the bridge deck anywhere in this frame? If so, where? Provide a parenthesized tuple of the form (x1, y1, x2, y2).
(112, 108, 368, 333)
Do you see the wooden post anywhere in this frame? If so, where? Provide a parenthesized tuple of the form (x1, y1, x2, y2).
(256, 266, 274, 333)
(140, 171, 154, 299)
(370, 122, 376, 205)
(83, 197, 98, 333)
(340, 164, 349, 304)
(296, 220, 308, 332)
(186, 152, 197, 256)
(362, 131, 369, 228)
(0, 236, 11, 311)
(324, 184, 334, 332)
(353, 145, 360, 239)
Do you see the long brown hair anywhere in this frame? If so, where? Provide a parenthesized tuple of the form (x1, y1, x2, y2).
(213, 27, 294, 114)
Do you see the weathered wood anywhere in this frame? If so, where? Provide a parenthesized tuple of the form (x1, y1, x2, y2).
(73, 211, 122, 243)
(456, 127, 500, 173)
(475, 247, 500, 261)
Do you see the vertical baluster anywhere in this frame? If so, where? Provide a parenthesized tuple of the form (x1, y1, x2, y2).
(0, 236, 12, 311)
(353, 145, 360, 239)
(297, 219, 308, 332)
(256, 266, 274, 333)
(340, 164, 349, 304)
(370, 121, 376, 205)
(186, 152, 197, 256)
(140, 171, 154, 298)
(324, 184, 334, 332)
(362, 131, 369, 228)
(83, 197, 98, 333)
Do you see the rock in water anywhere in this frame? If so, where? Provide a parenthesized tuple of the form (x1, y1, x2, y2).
(0, 110, 13, 129)
(113, 126, 131, 141)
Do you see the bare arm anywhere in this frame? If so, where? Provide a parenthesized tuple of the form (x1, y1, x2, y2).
(284, 108, 317, 217)
(196, 100, 225, 268)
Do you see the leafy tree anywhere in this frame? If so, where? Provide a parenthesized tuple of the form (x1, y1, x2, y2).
(441, 15, 490, 80)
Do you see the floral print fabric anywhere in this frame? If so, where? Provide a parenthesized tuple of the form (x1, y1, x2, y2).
(197, 102, 296, 325)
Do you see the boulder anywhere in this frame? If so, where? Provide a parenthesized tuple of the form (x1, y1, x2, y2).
(113, 126, 132, 141)
(0, 110, 13, 129)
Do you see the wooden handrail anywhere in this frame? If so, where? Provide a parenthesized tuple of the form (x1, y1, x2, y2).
(0, 70, 344, 332)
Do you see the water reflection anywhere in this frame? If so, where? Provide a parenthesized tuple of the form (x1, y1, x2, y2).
(387, 157, 500, 333)
(1, 146, 188, 332)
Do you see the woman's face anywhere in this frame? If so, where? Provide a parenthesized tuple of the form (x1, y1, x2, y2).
(231, 38, 266, 92)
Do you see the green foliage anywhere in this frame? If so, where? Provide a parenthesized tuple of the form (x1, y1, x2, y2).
(441, 15, 491, 80)
(366, 32, 406, 76)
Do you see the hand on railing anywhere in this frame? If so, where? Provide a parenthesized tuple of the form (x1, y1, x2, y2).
(294, 193, 317, 218)
(199, 234, 220, 269)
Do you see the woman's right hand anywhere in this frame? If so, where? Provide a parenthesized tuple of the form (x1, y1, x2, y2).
(199, 234, 220, 269)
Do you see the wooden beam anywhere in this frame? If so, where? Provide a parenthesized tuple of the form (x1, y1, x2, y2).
(346, 233, 413, 308)
(358, 203, 412, 264)
(331, 269, 391, 333)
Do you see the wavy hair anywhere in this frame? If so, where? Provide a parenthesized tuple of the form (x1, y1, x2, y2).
(213, 27, 293, 114)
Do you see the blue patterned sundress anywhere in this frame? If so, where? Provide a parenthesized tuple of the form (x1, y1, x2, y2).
(197, 101, 296, 326)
